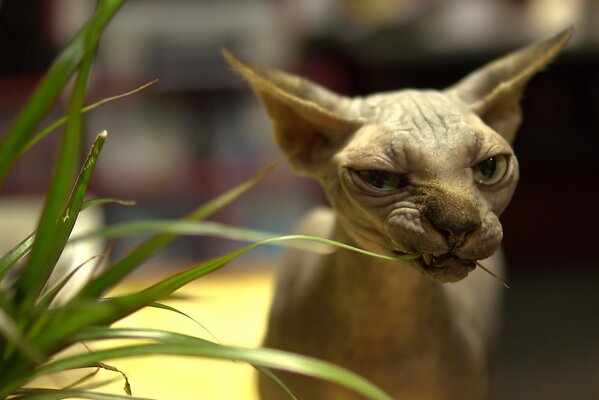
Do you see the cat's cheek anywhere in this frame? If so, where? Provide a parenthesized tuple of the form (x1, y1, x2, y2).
(484, 159, 519, 215)
(458, 213, 503, 260)
(476, 177, 518, 216)
(489, 185, 518, 216)
(480, 214, 504, 253)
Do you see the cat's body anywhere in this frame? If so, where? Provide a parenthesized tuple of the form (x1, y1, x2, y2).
(263, 207, 503, 399)
(224, 29, 571, 399)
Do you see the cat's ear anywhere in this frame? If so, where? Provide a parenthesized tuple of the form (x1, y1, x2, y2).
(446, 28, 572, 144)
(223, 50, 361, 173)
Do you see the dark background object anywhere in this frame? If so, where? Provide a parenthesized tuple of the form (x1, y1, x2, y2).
(0, 0, 53, 74)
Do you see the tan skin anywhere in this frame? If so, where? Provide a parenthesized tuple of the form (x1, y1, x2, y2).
(224, 28, 571, 400)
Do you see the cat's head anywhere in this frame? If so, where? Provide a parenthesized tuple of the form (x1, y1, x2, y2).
(225, 29, 571, 283)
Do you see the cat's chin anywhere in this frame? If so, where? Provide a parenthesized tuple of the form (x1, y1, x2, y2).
(414, 254, 476, 283)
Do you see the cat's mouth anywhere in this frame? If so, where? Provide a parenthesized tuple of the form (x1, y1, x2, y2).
(394, 251, 476, 283)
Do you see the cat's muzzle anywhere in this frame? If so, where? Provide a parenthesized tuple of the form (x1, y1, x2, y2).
(418, 253, 476, 282)
(395, 250, 476, 283)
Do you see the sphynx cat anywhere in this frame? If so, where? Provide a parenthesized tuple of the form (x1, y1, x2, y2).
(225, 29, 571, 400)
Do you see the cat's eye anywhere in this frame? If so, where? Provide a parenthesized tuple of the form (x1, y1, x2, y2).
(473, 155, 509, 186)
(355, 170, 406, 191)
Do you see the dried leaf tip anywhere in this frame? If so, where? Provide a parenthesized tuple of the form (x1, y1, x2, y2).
(475, 260, 510, 289)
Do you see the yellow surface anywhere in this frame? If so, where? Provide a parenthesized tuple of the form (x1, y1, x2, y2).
(45, 268, 275, 399)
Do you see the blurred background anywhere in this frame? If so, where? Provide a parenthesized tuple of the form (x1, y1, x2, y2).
(0, 0, 597, 398)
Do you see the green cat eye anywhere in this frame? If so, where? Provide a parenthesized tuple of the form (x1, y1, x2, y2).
(356, 170, 405, 191)
(473, 155, 509, 186)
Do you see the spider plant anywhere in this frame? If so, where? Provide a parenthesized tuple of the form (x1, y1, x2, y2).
(0, 1, 421, 399)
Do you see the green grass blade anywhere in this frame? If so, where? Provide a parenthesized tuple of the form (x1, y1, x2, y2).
(61, 15, 98, 176)
(72, 220, 276, 241)
(14, 24, 99, 310)
(82, 198, 136, 210)
(62, 371, 116, 391)
(272, 235, 421, 262)
(13, 377, 121, 395)
(15, 131, 107, 312)
(0, 198, 133, 281)
(76, 160, 282, 300)
(0, 133, 109, 383)
(31, 252, 239, 354)
(64, 328, 381, 400)
(73, 220, 277, 241)
(0, 232, 35, 281)
(21, 335, 392, 400)
(255, 366, 298, 400)
(148, 302, 221, 344)
(35, 255, 105, 313)
(0, 306, 43, 364)
(71, 220, 328, 253)
(0, 0, 124, 184)
(21, 80, 158, 155)
(10, 389, 151, 400)
(72, 327, 211, 344)
(128, 234, 419, 304)
(77, 224, 420, 265)
(33, 235, 418, 356)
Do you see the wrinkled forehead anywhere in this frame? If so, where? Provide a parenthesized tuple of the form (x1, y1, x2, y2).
(348, 90, 487, 163)
(361, 90, 472, 136)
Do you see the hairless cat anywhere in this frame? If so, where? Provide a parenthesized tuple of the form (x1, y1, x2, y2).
(225, 28, 571, 400)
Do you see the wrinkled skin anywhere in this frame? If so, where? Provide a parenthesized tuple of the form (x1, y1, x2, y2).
(225, 29, 571, 400)
(326, 91, 517, 283)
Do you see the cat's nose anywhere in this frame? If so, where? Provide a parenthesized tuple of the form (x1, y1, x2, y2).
(431, 217, 481, 248)
(424, 191, 481, 247)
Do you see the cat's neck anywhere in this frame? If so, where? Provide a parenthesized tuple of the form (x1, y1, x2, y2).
(324, 220, 450, 340)
(331, 217, 434, 291)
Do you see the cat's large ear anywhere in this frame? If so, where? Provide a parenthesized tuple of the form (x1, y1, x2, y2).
(446, 28, 572, 144)
(223, 50, 361, 173)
